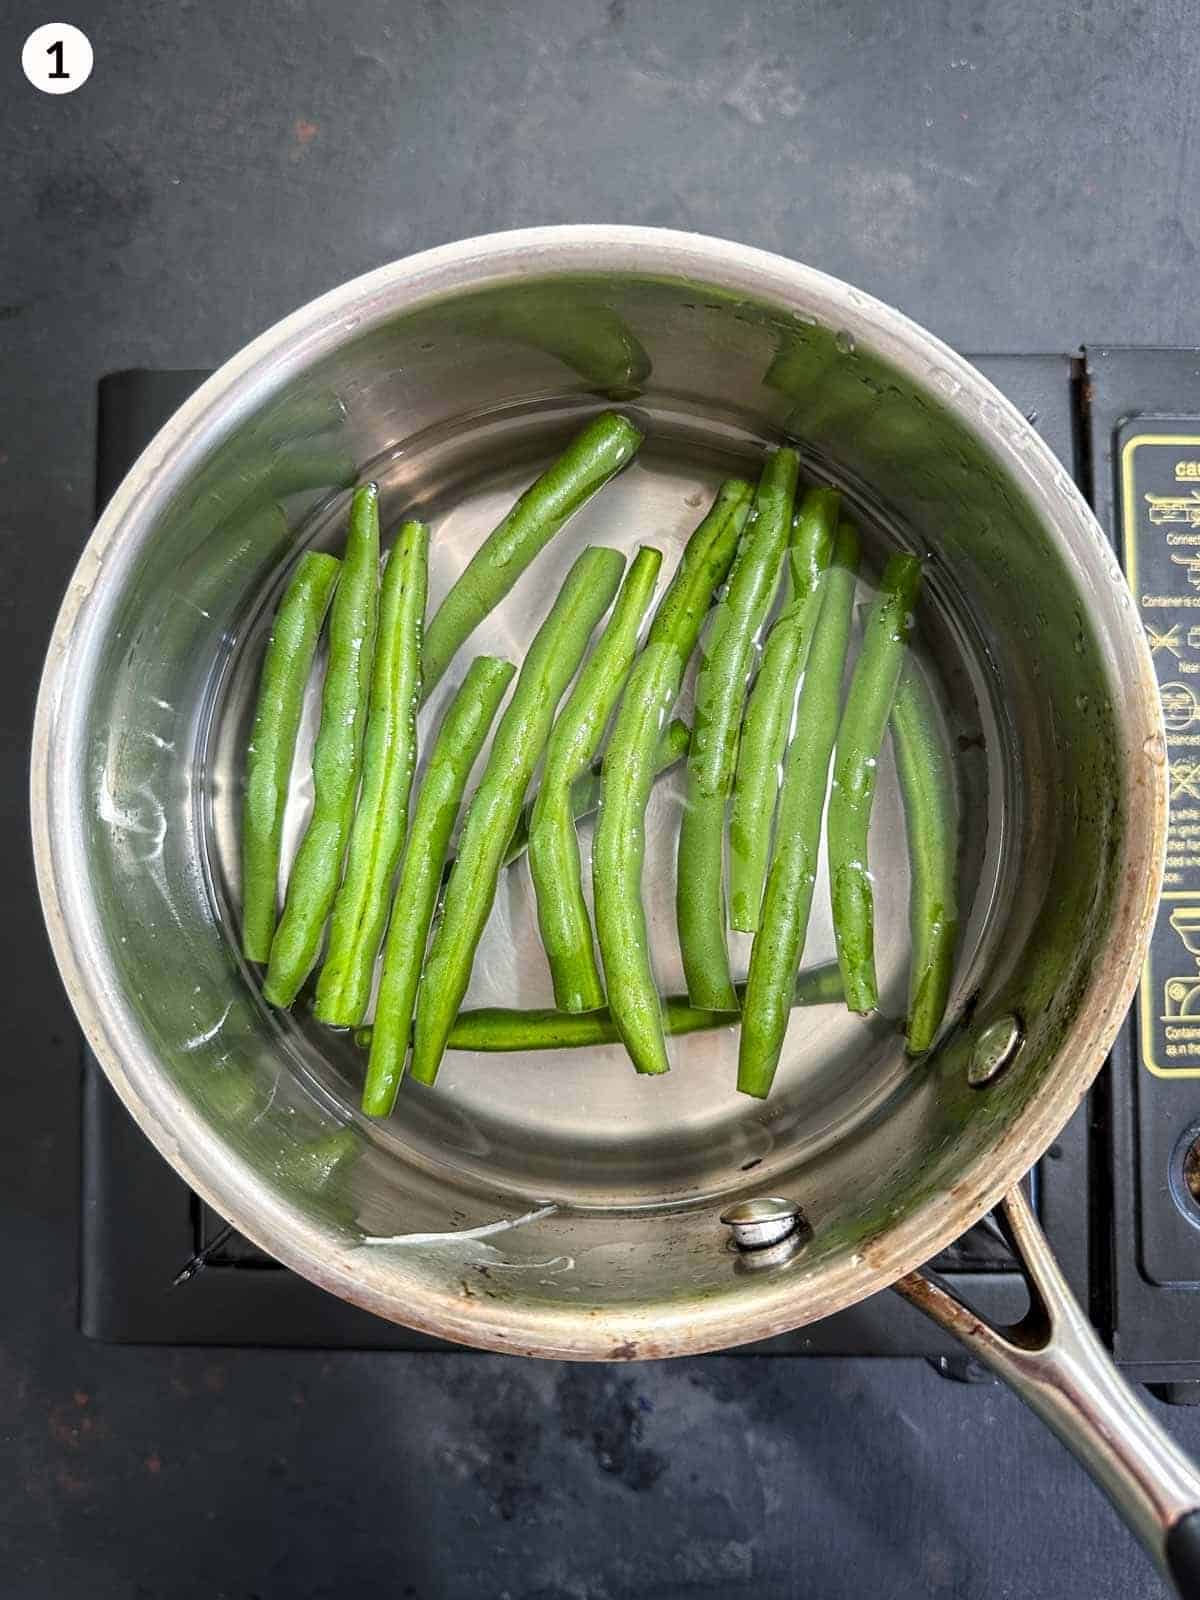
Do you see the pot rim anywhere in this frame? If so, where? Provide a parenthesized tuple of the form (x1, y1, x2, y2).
(30, 225, 1167, 1358)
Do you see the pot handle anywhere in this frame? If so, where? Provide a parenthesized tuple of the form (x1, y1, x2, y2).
(895, 1184, 1200, 1598)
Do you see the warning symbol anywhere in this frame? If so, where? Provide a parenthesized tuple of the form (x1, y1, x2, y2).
(1162, 680, 1200, 731)
(1163, 976, 1200, 1020)
(1169, 904, 1200, 960)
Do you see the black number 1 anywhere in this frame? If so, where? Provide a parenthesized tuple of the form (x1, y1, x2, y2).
(46, 39, 69, 78)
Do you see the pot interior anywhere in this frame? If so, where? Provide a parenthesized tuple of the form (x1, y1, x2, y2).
(42, 238, 1157, 1356)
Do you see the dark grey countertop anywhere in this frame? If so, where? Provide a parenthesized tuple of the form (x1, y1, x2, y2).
(4, 3, 1199, 1596)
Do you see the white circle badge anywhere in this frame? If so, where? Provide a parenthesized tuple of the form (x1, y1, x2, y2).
(22, 23, 93, 94)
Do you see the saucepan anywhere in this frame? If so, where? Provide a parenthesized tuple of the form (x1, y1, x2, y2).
(31, 227, 1199, 1592)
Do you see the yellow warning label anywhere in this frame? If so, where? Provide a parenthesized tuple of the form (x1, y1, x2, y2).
(1123, 430, 1200, 1075)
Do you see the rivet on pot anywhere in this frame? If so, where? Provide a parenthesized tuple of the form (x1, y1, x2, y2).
(968, 1015, 1024, 1087)
(721, 1195, 805, 1252)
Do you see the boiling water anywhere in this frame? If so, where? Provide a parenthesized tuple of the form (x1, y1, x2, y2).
(204, 397, 1010, 1209)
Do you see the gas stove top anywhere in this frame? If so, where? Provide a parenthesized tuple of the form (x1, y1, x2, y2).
(80, 354, 1200, 1385)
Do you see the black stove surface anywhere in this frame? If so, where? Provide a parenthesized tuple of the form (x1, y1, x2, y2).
(82, 352, 1200, 1386)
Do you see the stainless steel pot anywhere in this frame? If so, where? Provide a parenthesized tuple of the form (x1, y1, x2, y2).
(31, 227, 1199, 1591)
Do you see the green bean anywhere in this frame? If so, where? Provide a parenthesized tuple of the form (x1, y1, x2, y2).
(729, 487, 840, 932)
(738, 522, 860, 1099)
(594, 480, 754, 1075)
(503, 717, 690, 868)
(356, 962, 843, 1054)
(464, 287, 652, 396)
(241, 552, 341, 962)
(428, 718, 690, 906)
(529, 545, 663, 1011)
(678, 448, 800, 1008)
(891, 657, 959, 1054)
(314, 521, 429, 1025)
(411, 546, 626, 1084)
(828, 551, 923, 1015)
(263, 483, 380, 1007)
(421, 413, 642, 694)
(362, 655, 515, 1116)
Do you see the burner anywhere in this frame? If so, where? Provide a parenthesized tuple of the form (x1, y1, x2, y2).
(82, 356, 1124, 1364)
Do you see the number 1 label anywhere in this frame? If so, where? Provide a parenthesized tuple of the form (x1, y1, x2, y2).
(22, 24, 93, 94)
